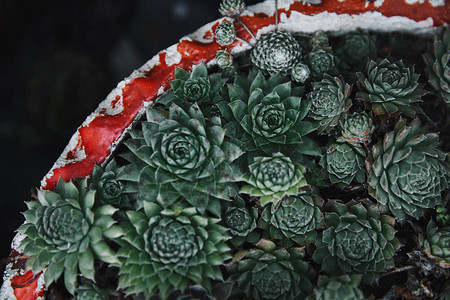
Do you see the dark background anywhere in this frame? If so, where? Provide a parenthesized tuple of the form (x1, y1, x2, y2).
(0, 0, 260, 276)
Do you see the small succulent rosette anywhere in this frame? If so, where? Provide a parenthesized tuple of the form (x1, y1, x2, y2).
(90, 160, 131, 208)
(259, 194, 324, 247)
(312, 199, 400, 284)
(117, 102, 243, 216)
(419, 220, 450, 268)
(337, 111, 374, 145)
(222, 196, 260, 247)
(75, 285, 116, 300)
(424, 26, 450, 106)
(251, 31, 302, 76)
(226, 69, 316, 153)
(306, 33, 339, 80)
(307, 75, 352, 135)
(218, 0, 246, 17)
(114, 203, 231, 299)
(18, 178, 121, 294)
(215, 21, 236, 46)
(356, 58, 426, 117)
(240, 152, 309, 206)
(335, 30, 376, 71)
(306, 275, 364, 300)
(367, 118, 449, 222)
(227, 239, 312, 300)
(319, 143, 366, 189)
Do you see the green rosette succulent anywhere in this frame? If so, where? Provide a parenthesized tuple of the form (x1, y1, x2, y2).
(305, 47, 338, 80)
(291, 62, 310, 84)
(306, 275, 364, 300)
(216, 50, 235, 76)
(356, 58, 426, 117)
(149, 285, 215, 300)
(337, 111, 374, 145)
(367, 118, 449, 221)
(223, 196, 260, 247)
(307, 75, 352, 134)
(170, 63, 227, 105)
(240, 152, 309, 206)
(311, 31, 329, 48)
(117, 102, 243, 216)
(219, 0, 245, 17)
(227, 69, 316, 152)
(259, 194, 324, 246)
(90, 160, 131, 208)
(420, 220, 450, 268)
(336, 30, 376, 70)
(75, 285, 115, 300)
(227, 239, 311, 300)
(312, 200, 400, 284)
(215, 21, 235, 46)
(424, 26, 450, 105)
(18, 178, 121, 294)
(115, 203, 230, 299)
(320, 143, 365, 189)
(251, 31, 302, 76)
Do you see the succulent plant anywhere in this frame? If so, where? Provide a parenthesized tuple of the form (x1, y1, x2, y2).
(336, 30, 376, 70)
(223, 196, 259, 247)
(311, 31, 329, 48)
(227, 239, 311, 300)
(320, 143, 365, 189)
(306, 47, 338, 80)
(227, 69, 316, 152)
(90, 160, 131, 208)
(117, 103, 243, 216)
(215, 21, 236, 46)
(75, 285, 114, 300)
(115, 203, 230, 299)
(241, 152, 309, 206)
(436, 205, 450, 226)
(219, 0, 245, 17)
(356, 58, 426, 117)
(312, 200, 400, 284)
(216, 50, 235, 75)
(259, 194, 324, 246)
(307, 75, 352, 134)
(337, 111, 374, 145)
(424, 26, 450, 105)
(367, 118, 449, 222)
(291, 62, 311, 84)
(18, 178, 121, 294)
(251, 31, 302, 76)
(420, 220, 450, 268)
(306, 275, 364, 300)
(170, 63, 227, 105)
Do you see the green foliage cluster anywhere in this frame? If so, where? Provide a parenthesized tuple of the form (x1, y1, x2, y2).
(18, 21, 450, 300)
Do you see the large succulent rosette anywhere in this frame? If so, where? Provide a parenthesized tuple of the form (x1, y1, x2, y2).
(356, 58, 426, 116)
(424, 26, 450, 105)
(18, 179, 120, 294)
(227, 69, 315, 152)
(240, 152, 309, 206)
(306, 275, 364, 300)
(312, 200, 400, 284)
(115, 203, 230, 299)
(118, 103, 243, 216)
(320, 143, 365, 189)
(307, 75, 352, 134)
(227, 239, 311, 300)
(251, 31, 302, 76)
(259, 194, 324, 246)
(366, 118, 449, 222)
(420, 220, 450, 268)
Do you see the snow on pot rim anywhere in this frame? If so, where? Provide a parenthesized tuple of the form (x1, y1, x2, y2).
(1, 0, 448, 299)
